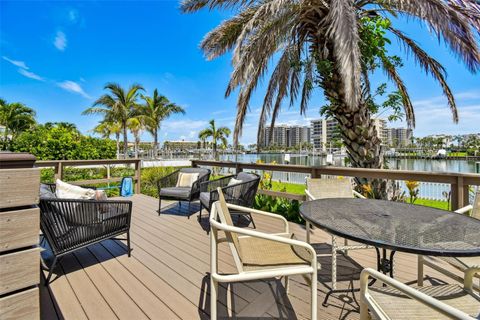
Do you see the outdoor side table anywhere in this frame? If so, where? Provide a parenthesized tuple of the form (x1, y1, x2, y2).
(299, 198, 480, 306)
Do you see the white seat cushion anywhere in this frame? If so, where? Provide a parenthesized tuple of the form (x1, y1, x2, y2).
(55, 179, 96, 199)
(176, 172, 199, 188)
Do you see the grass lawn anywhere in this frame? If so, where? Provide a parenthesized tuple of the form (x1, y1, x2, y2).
(448, 152, 467, 157)
(410, 198, 450, 210)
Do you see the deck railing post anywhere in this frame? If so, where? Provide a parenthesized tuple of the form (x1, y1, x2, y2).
(135, 159, 141, 194)
(451, 176, 466, 211)
(54, 161, 63, 181)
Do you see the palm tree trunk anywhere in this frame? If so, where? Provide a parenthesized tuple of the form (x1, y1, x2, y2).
(115, 132, 120, 160)
(123, 121, 128, 159)
(134, 134, 139, 158)
(213, 141, 217, 160)
(2, 127, 8, 151)
(153, 128, 158, 159)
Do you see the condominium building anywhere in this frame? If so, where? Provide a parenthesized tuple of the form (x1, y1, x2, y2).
(311, 118, 388, 151)
(261, 125, 311, 148)
(388, 128, 413, 147)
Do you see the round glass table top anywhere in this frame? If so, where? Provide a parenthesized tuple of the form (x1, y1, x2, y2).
(300, 198, 480, 257)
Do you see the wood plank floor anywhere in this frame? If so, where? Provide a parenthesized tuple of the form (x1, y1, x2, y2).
(39, 194, 464, 320)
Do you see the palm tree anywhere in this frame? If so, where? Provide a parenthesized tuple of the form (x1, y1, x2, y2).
(182, 0, 480, 174)
(139, 89, 185, 158)
(93, 120, 122, 159)
(83, 83, 144, 158)
(198, 119, 231, 160)
(127, 117, 143, 158)
(0, 99, 36, 150)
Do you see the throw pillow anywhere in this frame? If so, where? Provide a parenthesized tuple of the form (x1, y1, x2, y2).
(227, 178, 243, 199)
(55, 179, 96, 199)
(176, 172, 200, 188)
(228, 178, 243, 186)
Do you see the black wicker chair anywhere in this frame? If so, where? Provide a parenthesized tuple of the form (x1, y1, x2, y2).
(157, 167, 211, 216)
(39, 183, 132, 285)
(198, 172, 260, 229)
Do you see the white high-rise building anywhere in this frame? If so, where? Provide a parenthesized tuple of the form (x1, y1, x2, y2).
(261, 125, 311, 148)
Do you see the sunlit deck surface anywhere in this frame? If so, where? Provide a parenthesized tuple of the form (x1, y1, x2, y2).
(40, 194, 458, 320)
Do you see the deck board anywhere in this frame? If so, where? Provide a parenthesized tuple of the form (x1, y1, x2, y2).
(41, 193, 466, 319)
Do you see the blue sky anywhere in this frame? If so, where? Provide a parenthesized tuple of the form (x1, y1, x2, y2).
(1, 1, 479, 145)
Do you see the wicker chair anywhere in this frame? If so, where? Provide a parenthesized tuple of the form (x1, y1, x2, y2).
(209, 188, 319, 319)
(417, 190, 480, 290)
(157, 167, 211, 216)
(198, 172, 260, 228)
(39, 183, 132, 285)
(360, 267, 480, 320)
(305, 178, 373, 290)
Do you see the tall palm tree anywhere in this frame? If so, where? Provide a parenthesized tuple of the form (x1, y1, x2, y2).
(127, 117, 143, 158)
(83, 83, 144, 158)
(198, 119, 231, 159)
(93, 120, 122, 159)
(182, 0, 480, 174)
(0, 99, 36, 150)
(139, 89, 185, 158)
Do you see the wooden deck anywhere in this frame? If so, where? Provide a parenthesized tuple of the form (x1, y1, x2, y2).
(40, 194, 459, 320)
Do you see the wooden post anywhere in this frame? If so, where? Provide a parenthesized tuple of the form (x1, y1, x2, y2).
(451, 176, 465, 211)
(235, 163, 243, 175)
(135, 159, 141, 194)
(54, 162, 63, 181)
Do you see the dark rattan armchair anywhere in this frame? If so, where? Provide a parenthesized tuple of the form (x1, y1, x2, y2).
(157, 167, 211, 216)
(39, 183, 132, 285)
(198, 172, 260, 228)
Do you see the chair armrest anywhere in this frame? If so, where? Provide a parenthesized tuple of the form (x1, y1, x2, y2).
(464, 267, 480, 293)
(455, 205, 474, 214)
(200, 175, 233, 193)
(360, 268, 475, 320)
(226, 203, 289, 233)
(353, 190, 366, 199)
(210, 218, 315, 266)
(191, 172, 211, 196)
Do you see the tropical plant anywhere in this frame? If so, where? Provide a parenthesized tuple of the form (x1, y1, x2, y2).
(83, 83, 144, 158)
(127, 117, 143, 158)
(139, 89, 185, 158)
(93, 120, 122, 159)
(182, 0, 480, 196)
(0, 98, 36, 150)
(405, 180, 420, 204)
(198, 119, 231, 159)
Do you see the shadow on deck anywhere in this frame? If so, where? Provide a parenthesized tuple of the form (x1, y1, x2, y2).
(39, 194, 455, 320)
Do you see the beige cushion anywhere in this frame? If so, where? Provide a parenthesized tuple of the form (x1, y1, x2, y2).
(95, 190, 108, 201)
(55, 179, 96, 199)
(228, 178, 242, 186)
(176, 172, 199, 188)
(228, 178, 243, 198)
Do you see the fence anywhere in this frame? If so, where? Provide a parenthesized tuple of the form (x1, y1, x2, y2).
(191, 160, 480, 210)
(35, 159, 142, 194)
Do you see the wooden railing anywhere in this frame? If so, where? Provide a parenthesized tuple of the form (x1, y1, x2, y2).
(35, 159, 142, 194)
(192, 160, 480, 210)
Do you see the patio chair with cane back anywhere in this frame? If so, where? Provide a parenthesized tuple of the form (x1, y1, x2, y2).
(305, 177, 374, 290)
(209, 188, 319, 319)
(360, 267, 480, 319)
(417, 189, 480, 290)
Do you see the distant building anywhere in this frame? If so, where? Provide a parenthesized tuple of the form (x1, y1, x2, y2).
(163, 140, 198, 151)
(261, 124, 311, 148)
(311, 118, 388, 151)
(388, 128, 413, 147)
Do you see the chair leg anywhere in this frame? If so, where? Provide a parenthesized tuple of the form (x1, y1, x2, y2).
(210, 276, 218, 320)
(127, 231, 131, 257)
(248, 213, 256, 229)
(285, 276, 290, 294)
(311, 271, 317, 320)
(158, 198, 162, 216)
(332, 235, 337, 290)
(306, 222, 311, 243)
(45, 256, 58, 286)
(198, 203, 203, 221)
(417, 255, 424, 286)
(359, 299, 370, 320)
(188, 201, 191, 219)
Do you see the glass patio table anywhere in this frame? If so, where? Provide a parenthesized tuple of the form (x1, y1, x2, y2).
(299, 198, 480, 305)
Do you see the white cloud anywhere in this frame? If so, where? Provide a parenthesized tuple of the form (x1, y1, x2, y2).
(57, 80, 90, 98)
(18, 68, 44, 81)
(68, 9, 79, 23)
(2, 56, 28, 69)
(54, 31, 67, 51)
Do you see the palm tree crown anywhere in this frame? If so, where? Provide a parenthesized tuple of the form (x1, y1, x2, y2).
(182, 0, 480, 173)
(198, 119, 231, 159)
(0, 99, 36, 150)
(83, 83, 144, 158)
(139, 89, 185, 158)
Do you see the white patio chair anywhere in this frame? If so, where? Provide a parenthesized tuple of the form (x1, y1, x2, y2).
(417, 190, 480, 290)
(209, 188, 319, 319)
(360, 267, 480, 320)
(305, 178, 373, 290)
